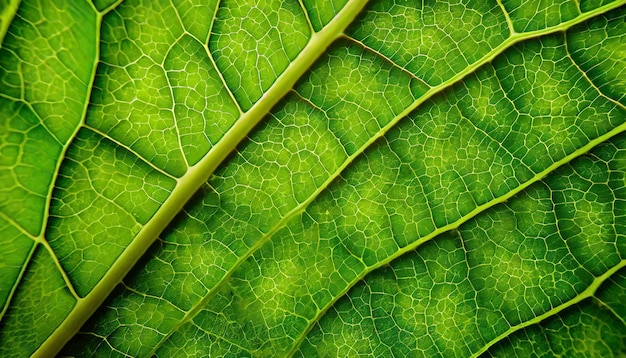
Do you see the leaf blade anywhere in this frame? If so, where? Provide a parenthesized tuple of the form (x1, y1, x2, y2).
(0, 0, 625, 356)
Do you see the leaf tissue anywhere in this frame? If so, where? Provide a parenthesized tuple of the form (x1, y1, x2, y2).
(0, 0, 625, 356)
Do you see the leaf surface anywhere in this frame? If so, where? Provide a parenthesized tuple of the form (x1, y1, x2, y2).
(0, 0, 625, 356)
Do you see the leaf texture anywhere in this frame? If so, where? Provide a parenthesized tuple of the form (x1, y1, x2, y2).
(0, 0, 625, 356)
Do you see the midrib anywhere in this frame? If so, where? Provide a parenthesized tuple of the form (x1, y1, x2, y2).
(33, 0, 370, 356)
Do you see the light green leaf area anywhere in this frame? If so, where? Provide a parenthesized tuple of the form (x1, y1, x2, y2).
(0, 0, 625, 356)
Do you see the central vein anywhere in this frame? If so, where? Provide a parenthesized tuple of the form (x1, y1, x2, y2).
(34, 1, 370, 356)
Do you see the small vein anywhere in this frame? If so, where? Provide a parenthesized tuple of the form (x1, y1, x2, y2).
(205, 0, 243, 115)
(99, 0, 125, 15)
(0, 242, 36, 320)
(454, 79, 534, 177)
(594, 296, 626, 327)
(549, 188, 594, 273)
(289, 89, 350, 158)
(564, 33, 626, 111)
(344, 34, 431, 85)
(169, 0, 189, 38)
(496, 0, 517, 35)
(18, 99, 64, 146)
(162, 34, 189, 168)
(40, 239, 81, 300)
(204, 47, 244, 116)
(81, 124, 178, 181)
(50, 156, 142, 228)
(297, 0, 316, 34)
(192, 326, 253, 354)
(0, 211, 39, 240)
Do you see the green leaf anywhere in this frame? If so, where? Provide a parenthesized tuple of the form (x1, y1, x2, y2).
(1, 0, 625, 356)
